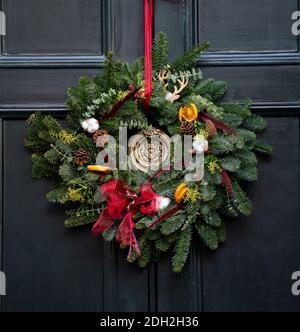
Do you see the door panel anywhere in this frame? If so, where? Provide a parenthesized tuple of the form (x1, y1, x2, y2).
(198, 0, 297, 52)
(0, 68, 99, 106)
(156, 245, 202, 312)
(3, 0, 103, 55)
(3, 121, 105, 312)
(202, 117, 300, 312)
(0, 0, 299, 312)
(202, 65, 300, 103)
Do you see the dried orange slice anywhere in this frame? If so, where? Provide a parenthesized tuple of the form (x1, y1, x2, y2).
(178, 103, 198, 122)
(87, 165, 111, 174)
(174, 183, 189, 204)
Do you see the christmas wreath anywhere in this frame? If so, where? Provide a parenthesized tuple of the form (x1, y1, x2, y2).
(25, 33, 272, 273)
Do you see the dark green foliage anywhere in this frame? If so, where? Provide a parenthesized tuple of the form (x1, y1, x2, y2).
(137, 236, 152, 268)
(172, 226, 193, 273)
(66, 77, 99, 128)
(243, 114, 266, 133)
(161, 213, 185, 235)
(47, 187, 68, 204)
(254, 140, 273, 154)
(99, 52, 123, 90)
(64, 215, 96, 228)
(232, 181, 252, 216)
(171, 42, 210, 72)
(25, 113, 61, 152)
(221, 156, 241, 172)
(195, 223, 219, 250)
(152, 32, 169, 72)
(101, 100, 147, 135)
(31, 154, 58, 179)
(217, 222, 227, 243)
(195, 79, 227, 102)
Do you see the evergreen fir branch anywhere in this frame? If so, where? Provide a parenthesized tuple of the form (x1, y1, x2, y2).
(217, 222, 227, 243)
(152, 32, 169, 72)
(160, 213, 185, 235)
(222, 112, 243, 128)
(171, 42, 210, 72)
(123, 63, 136, 84)
(172, 226, 192, 273)
(25, 113, 62, 152)
(155, 237, 173, 252)
(194, 79, 227, 102)
(137, 236, 152, 268)
(44, 148, 61, 165)
(221, 99, 252, 117)
(66, 205, 101, 219)
(47, 187, 68, 204)
(254, 140, 273, 154)
(31, 154, 57, 179)
(92, 187, 105, 204)
(236, 129, 257, 145)
(200, 184, 216, 201)
(50, 143, 73, 163)
(232, 181, 252, 216)
(200, 205, 222, 227)
(101, 100, 147, 135)
(64, 214, 96, 228)
(195, 223, 219, 250)
(221, 156, 241, 172)
(235, 164, 258, 181)
(192, 95, 224, 119)
(235, 150, 257, 166)
(220, 199, 239, 218)
(210, 134, 235, 156)
(59, 162, 77, 182)
(99, 52, 122, 90)
(207, 191, 224, 210)
(182, 202, 201, 229)
(242, 114, 266, 133)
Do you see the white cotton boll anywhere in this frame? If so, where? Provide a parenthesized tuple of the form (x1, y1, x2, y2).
(90, 118, 98, 125)
(91, 123, 99, 131)
(87, 127, 93, 134)
(193, 135, 208, 154)
(82, 121, 89, 130)
(82, 118, 99, 133)
(165, 92, 173, 101)
(159, 197, 171, 210)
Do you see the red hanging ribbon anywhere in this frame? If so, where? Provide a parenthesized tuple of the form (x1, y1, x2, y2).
(144, 0, 154, 105)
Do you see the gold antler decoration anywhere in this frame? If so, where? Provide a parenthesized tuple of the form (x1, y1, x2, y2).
(165, 76, 189, 103)
(157, 70, 169, 91)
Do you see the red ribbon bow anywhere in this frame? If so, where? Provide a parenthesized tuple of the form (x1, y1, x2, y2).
(92, 180, 162, 257)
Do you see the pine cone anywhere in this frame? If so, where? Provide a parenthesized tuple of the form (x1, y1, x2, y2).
(93, 129, 109, 143)
(180, 121, 195, 136)
(205, 119, 217, 137)
(73, 148, 90, 166)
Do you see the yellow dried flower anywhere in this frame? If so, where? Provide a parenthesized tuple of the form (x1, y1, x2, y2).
(66, 188, 85, 203)
(207, 157, 222, 174)
(51, 130, 77, 144)
(117, 91, 128, 101)
(184, 186, 201, 203)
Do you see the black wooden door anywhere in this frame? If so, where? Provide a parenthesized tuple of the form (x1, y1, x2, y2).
(0, 0, 299, 312)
